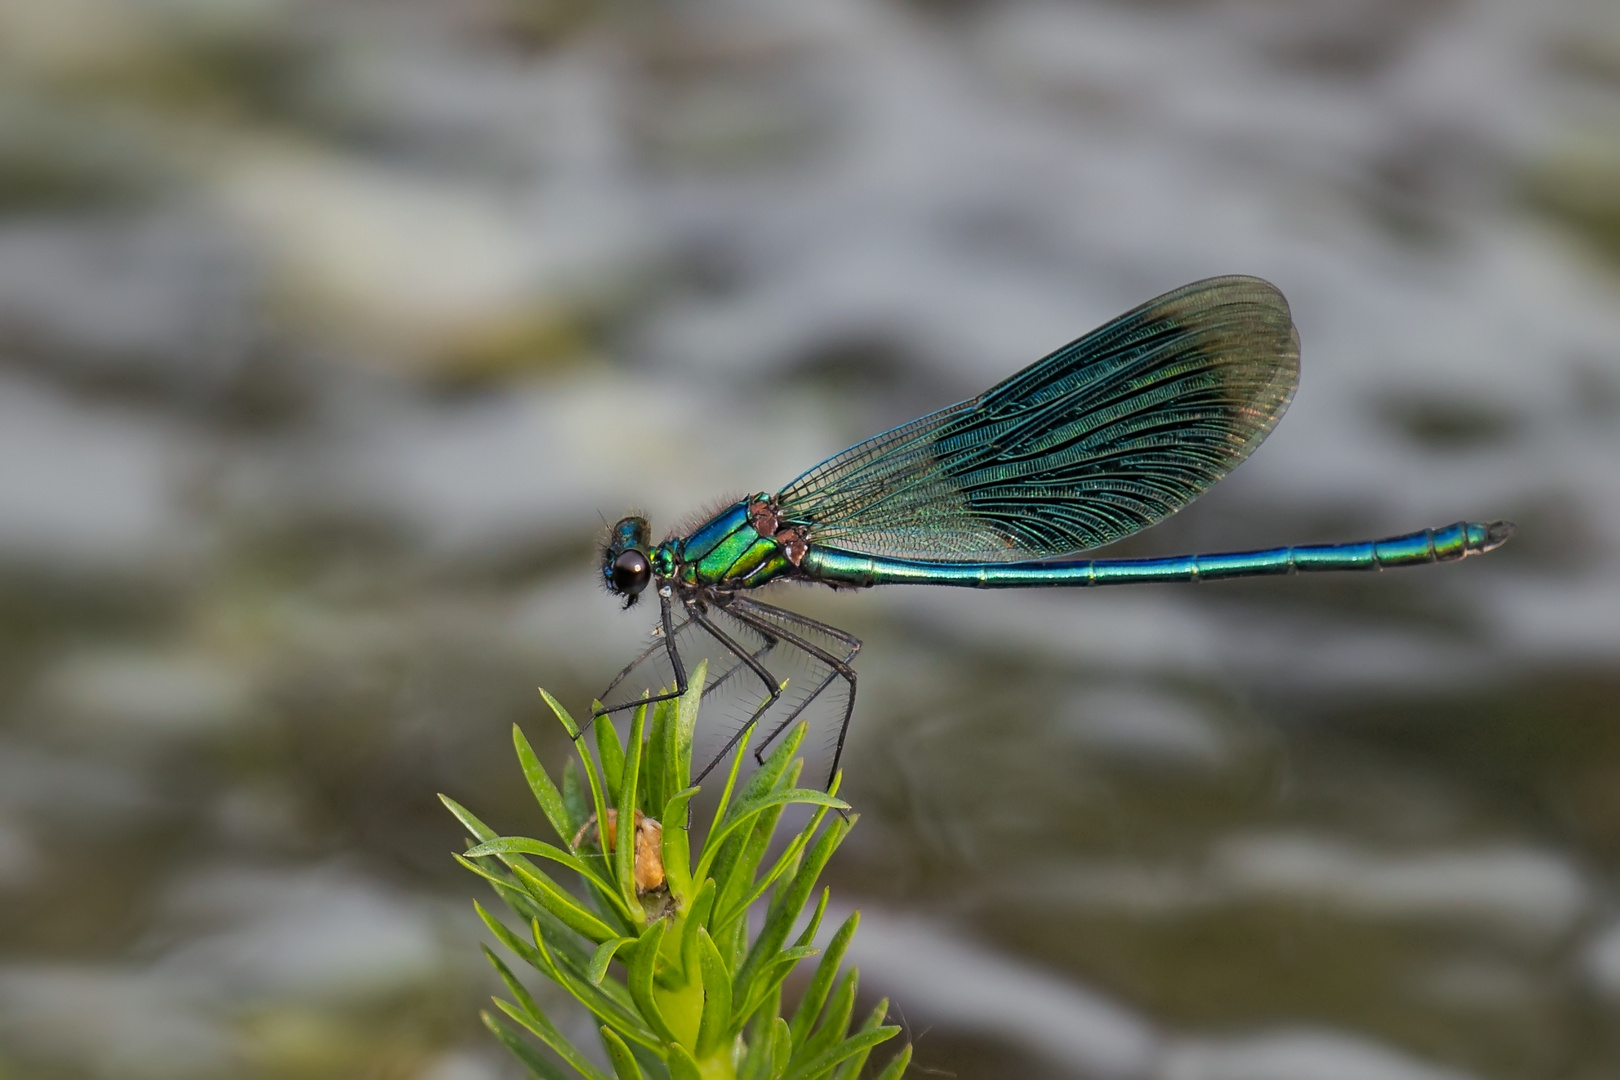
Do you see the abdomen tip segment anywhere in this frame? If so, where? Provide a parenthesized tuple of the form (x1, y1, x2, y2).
(1481, 520, 1516, 552)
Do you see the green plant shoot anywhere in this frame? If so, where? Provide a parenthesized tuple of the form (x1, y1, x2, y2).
(442, 662, 912, 1080)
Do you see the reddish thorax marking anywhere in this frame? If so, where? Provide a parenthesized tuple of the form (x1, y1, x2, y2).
(749, 498, 809, 567)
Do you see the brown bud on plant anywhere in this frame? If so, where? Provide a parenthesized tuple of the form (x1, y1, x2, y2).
(573, 809, 666, 894)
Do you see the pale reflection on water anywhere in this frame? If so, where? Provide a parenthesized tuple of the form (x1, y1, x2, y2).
(0, 0, 1617, 1078)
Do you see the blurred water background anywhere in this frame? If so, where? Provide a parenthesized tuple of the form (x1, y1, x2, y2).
(1, 0, 1618, 1077)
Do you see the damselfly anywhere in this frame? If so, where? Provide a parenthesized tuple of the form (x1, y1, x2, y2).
(594, 277, 1514, 785)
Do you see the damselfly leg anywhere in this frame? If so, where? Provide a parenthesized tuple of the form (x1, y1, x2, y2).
(724, 596, 860, 789)
(595, 594, 858, 790)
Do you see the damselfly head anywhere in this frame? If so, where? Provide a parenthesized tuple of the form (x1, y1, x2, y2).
(603, 516, 653, 606)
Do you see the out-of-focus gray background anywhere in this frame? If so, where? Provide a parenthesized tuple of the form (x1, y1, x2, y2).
(0, 0, 1617, 1077)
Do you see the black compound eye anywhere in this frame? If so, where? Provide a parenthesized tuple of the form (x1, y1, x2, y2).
(610, 549, 651, 596)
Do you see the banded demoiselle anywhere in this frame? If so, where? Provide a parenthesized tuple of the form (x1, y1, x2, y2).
(595, 277, 1514, 785)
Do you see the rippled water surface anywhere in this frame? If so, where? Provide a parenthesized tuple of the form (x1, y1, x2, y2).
(1, 0, 1618, 1077)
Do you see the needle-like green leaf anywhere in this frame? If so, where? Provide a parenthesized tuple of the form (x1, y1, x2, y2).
(768, 1017, 792, 1078)
(832, 998, 891, 1080)
(562, 758, 588, 834)
(679, 878, 717, 984)
(474, 902, 545, 972)
(661, 785, 700, 903)
(708, 790, 848, 870)
(505, 859, 620, 942)
(788, 912, 859, 1049)
(576, 707, 618, 917)
(614, 700, 647, 920)
(733, 814, 852, 1005)
(494, 998, 617, 1080)
(667, 1043, 704, 1080)
(716, 782, 839, 935)
(464, 836, 624, 913)
(530, 920, 662, 1050)
(736, 946, 820, 1030)
(869, 1043, 913, 1080)
(589, 937, 636, 986)
(792, 966, 857, 1071)
(694, 926, 732, 1060)
(481, 1010, 571, 1080)
(539, 688, 582, 739)
(703, 721, 752, 869)
(625, 918, 679, 1045)
(672, 662, 705, 798)
(596, 701, 628, 807)
(792, 888, 830, 951)
(514, 723, 576, 844)
(445, 794, 636, 924)
(600, 1025, 644, 1080)
(645, 697, 671, 818)
(485, 949, 614, 1080)
(778, 1026, 901, 1080)
(720, 724, 808, 837)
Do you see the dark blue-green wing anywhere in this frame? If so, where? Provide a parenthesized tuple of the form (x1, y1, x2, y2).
(774, 276, 1300, 562)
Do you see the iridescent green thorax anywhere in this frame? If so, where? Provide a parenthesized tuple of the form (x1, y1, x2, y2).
(650, 544, 677, 580)
(666, 495, 799, 590)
